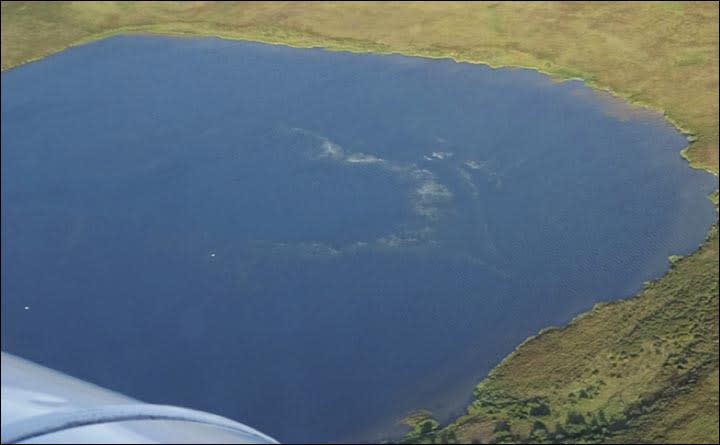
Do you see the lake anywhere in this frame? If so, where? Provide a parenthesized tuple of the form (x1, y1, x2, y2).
(1, 36, 716, 443)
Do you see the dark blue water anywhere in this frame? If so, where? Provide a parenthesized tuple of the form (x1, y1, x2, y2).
(1, 36, 716, 443)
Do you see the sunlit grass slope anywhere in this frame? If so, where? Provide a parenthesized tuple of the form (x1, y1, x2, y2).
(404, 225, 718, 443)
(2, 2, 718, 443)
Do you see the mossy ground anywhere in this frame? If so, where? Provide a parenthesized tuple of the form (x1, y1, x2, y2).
(2, 2, 718, 443)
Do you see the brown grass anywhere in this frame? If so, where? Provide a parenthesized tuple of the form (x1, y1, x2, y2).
(2, 2, 718, 443)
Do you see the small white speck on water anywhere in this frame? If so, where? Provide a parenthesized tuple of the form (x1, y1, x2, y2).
(24, 306, 30, 310)
(210, 252, 216, 258)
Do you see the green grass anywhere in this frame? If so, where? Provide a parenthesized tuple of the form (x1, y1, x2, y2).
(408, 225, 718, 443)
(2, 2, 718, 443)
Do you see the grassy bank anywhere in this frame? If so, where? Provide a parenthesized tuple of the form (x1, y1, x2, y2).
(2, 2, 718, 443)
(404, 224, 719, 444)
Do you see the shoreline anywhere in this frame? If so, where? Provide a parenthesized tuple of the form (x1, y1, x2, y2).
(2, 26, 715, 179)
(2, 17, 718, 443)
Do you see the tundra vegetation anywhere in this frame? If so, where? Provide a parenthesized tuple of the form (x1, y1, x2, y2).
(2, 2, 717, 443)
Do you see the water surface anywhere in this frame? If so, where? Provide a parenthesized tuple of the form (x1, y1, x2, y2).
(1, 36, 716, 443)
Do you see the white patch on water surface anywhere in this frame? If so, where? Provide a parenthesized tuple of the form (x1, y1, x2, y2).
(250, 226, 437, 260)
(300, 242, 342, 257)
(424, 151, 454, 161)
(283, 128, 458, 249)
(293, 127, 385, 165)
(458, 167, 479, 196)
(377, 234, 419, 248)
(463, 160, 504, 190)
(319, 139, 345, 160)
(430, 151, 453, 160)
(374, 227, 435, 249)
(409, 168, 433, 181)
(345, 153, 385, 164)
(349, 241, 369, 250)
(464, 160, 484, 170)
(416, 179, 452, 200)
(260, 241, 342, 259)
(414, 178, 453, 218)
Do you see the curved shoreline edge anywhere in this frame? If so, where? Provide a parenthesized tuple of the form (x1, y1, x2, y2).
(2, 4, 718, 443)
(2, 23, 718, 179)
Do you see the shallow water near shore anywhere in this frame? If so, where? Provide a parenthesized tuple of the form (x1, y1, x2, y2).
(1, 36, 716, 443)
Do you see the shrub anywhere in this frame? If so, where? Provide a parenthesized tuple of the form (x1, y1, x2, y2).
(493, 420, 510, 433)
(420, 420, 436, 434)
(553, 422, 568, 440)
(566, 411, 586, 425)
(597, 410, 608, 425)
(530, 403, 551, 416)
(608, 417, 628, 431)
